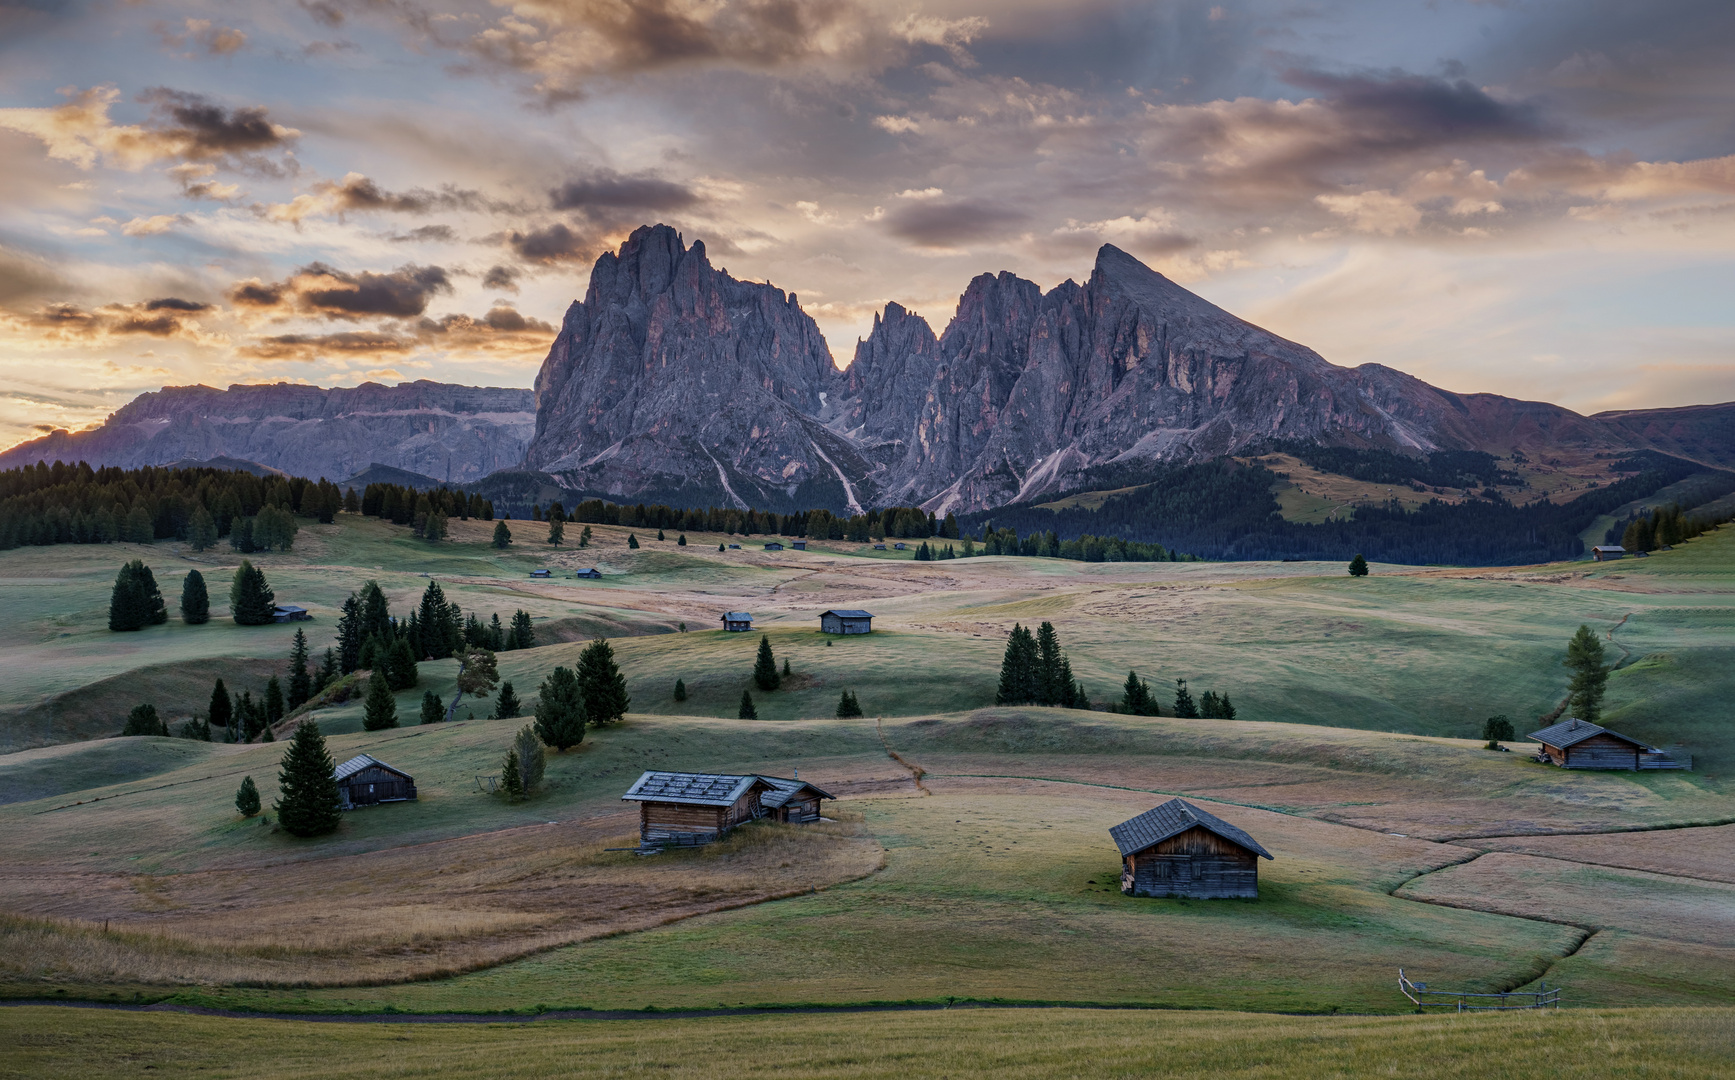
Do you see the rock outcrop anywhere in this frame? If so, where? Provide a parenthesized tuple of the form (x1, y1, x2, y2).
(0, 380, 535, 483)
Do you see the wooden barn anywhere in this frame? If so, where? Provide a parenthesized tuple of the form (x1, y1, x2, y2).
(763, 541, 784, 551)
(759, 776, 835, 823)
(271, 605, 310, 622)
(721, 611, 753, 632)
(529, 568, 551, 578)
(574, 568, 602, 579)
(334, 754, 417, 810)
(1110, 798, 1273, 899)
(820, 609, 873, 634)
(1591, 545, 1626, 562)
(1528, 718, 1680, 770)
(622, 771, 777, 846)
(792, 540, 807, 550)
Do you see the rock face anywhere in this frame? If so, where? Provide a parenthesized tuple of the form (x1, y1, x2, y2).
(526, 224, 875, 512)
(0, 381, 535, 484)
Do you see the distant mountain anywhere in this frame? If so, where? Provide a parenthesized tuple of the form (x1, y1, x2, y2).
(1591, 401, 1735, 470)
(0, 380, 535, 484)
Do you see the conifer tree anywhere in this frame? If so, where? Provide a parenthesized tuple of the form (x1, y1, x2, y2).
(994, 623, 1040, 705)
(264, 676, 285, 729)
(577, 638, 630, 722)
(1482, 714, 1515, 749)
(782, 657, 791, 677)
(197, 683, 227, 736)
(657, 529, 665, 541)
(122, 703, 167, 736)
(501, 748, 524, 801)
(235, 776, 261, 817)
(548, 518, 565, 546)
(1173, 678, 1199, 719)
(235, 690, 260, 741)
(533, 666, 586, 750)
(418, 580, 460, 659)
(274, 720, 341, 837)
(627, 533, 640, 549)
(677, 534, 687, 546)
(387, 637, 419, 691)
(363, 673, 398, 730)
(580, 525, 593, 548)
(124, 505, 155, 544)
(1564, 625, 1609, 723)
(738, 689, 758, 720)
(492, 520, 513, 548)
(673, 678, 687, 702)
(836, 689, 864, 718)
(180, 569, 210, 624)
(1219, 694, 1237, 721)
(1120, 671, 1156, 716)
(178, 717, 211, 740)
(108, 560, 166, 631)
(1348, 553, 1369, 577)
(510, 610, 536, 650)
(187, 505, 218, 552)
(229, 560, 277, 625)
(287, 629, 311, 708)
(719, 542, 726, 551)
(450, 647, 499, 721)
(314, 648, 337, 695)
(358, 581, 391, 641)
(420, 690, 445, 725)
(261, 715, 276, 742)
(494, 681, 521, 719)
(1035, 622, 1065, 705)
(514, 725, 546, 793)
(336, 593, 364, 673)
(753, 635, 781, 691)
(489, 612, 506, 650)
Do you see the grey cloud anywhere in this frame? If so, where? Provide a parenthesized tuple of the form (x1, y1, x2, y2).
(481, 264, 520, 291)
(143, 297, 211, 312)
(138, 88, 297, 159)
(551, 170, 698, 213)
(228, 263, 453, 319)
(883, 198, 1027, 248)
(241, 330, 411, 360)
(505, 222, 596, 264)
(1281, 68, 1554, 148)
(388, 224, 458, 243)
(323, 173, 482, 215)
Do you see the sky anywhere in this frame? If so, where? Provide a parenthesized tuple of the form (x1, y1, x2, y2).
(1, 0, 1733, 451)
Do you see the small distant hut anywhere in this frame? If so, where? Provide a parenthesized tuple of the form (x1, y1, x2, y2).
(621, 771, 776, 846)
(893, 542, 907, 550)
(728, 543, 742, 549)
(334, 754, 417, 810)
(1110, 798, 1273, 899)
(574, 567, 602, 579)
(1528, 718, 1682, 770)
(759, 776, 835, 823)
(872, 543, 886, 550)
(271, 605, 310, 623)
(1591, 546, 1626, 562)
(820, 609, 873, 634)
(530, 568, 552, 578)
(791, 540, 807, 550)
(722, 611, 753, 632)
(763, 541, 784, 551)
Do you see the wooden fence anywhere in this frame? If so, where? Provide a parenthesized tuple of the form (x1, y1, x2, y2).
(1399, 969, 1561, 1011)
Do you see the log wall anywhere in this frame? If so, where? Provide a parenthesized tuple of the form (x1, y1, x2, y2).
(1122, 826, 1260, 899)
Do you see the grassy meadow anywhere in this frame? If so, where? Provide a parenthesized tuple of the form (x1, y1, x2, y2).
(1, 509, 1733, 1065)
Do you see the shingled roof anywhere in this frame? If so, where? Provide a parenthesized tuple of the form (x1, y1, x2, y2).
(332, 754, 410, 783)
(820, 609, 873, 618)
(1528, 718, 1652, 751)
(758, 775, 836, 809)
(621, 771, 769, 807)
(1109, 798, 1273, 860)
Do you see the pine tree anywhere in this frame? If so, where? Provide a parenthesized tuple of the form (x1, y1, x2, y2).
(673, 678, 687, 702)
(577, 638, 630, 722)
(358, 581, 391, 641)
(501, 748, 524, 801)
(719, 542, 726, 551)
(677, 534, 687, 547)
(208, 677, 232, 729)
(1218, 694, 1237, 721)
(994, 623, 1040, 705)
(287, 628, 311, 708)
(363, 673, 399, 730)
(178, 717, 212, 740)
(235, 775, 261, 817)
(1482, 714, 1515, 748)
(124, 505, 155, 544)
(108, 560, 167, 631)
(514, 725, 546, 793)
(1034, 622, 1065, 705)
(627, 533, 640, 549)
(1120, 671, 1156, 716)
(782, 657, 791, 678)
(494, 681, 522, 719)
(420, 690, 444, 725)
(388, 637, 419, 691)
(314, 648, 337, 695)
(753, 635, 781, 691)
(656, 529, 665, 541)
(548, 518, 564, 546)
(180, 569, 210, 624)
(336, 593, 363, 673)
(836, 689, 864, 718)
(738, 689, 758, 720)
(122, 703, 166, 736)
(264, 676, 285, 730)
(187, 505, 218, 552)
(418, 581, 459, 660)
(274, 720, 342, 837)
(1564, 624, 1609, 723)
(235, 690, 260, 741)
(580, 525, 592, 547)
(1348, 553, 1369, 577)
(492, 520, 513, 548)
(510, 610, 536, 650)
(229, 560, 277, 625)
(1173, 678, 1199, 719)
(533, 666, 586, 750)
(489, 613, 506, 650)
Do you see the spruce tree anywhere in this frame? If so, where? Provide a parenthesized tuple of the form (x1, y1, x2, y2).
(388, 637, 419, 691)
(358, 581, 391, 641)
(235, 776, 261, 817)
(1348, 553, 1369, 577)
(994, 623, 1040, 705)
(753, 635, 781, 691)
(492, 520, 512, 548)
(738, 689, 758, 720)
(677, 534, 687, 546)
(208, 677, 232, 729)
(109, 562, 144, 631)
(548, 518, 564, 546)
(533, 666, 586, 750)
(274, 720, 342, 837)
(179, 717, 212, 740)
(1564, 624, 1609, 723)
(836, 689, 864, 718)
(627, 533, 639, 549)
(494, 681, 522, 719)
(420, 690, 445, 725)
(314, 648, 337, 695)
(1173, 678, 1199, 719)
(363, 673, 399, 730)
(501, 748, 524, 801)
(336, 593, 363, 673)
(229, 560, 277, 625)
(510, 610, 535, 650)
(580, 525, 593, 548)
(577, 638, 630, 723)
(514, 725, 546, 793)
(1120, 671, 1156, 716)
(656, 529, 665, 541)
(187, 505, 218, 552)
(1035, 621, 1065, 705)
(264, 676, 285, 729)
(122, 703, 166, 736)
(236, 690, 260, 741)
(287, 629, 311, 708)
(1218, 694, 1237, 721)
(180, 569, 210, 625)
(673, 678, 687, 702)
(124, 505, 155, 544)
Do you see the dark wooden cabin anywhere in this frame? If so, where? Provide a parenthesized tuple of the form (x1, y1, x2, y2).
(1110, 798, 1273, 899)
(1528, 718, 1654, 770)
(792, 540, 807, 550)
(820, 609, 873, 634)
(334, 754, 417, 810)
(763, 541, 784, 551)
(271, 605, 310, 622)
(759, 776, 835, 823)
(574, 568, 602, 579)
(1591, 545, 1626, 562)
(622, 771, 775, 845)
(721, 611, 753, 632)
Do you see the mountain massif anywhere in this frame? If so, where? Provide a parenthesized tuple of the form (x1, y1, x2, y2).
(6, 223, 1729, 514)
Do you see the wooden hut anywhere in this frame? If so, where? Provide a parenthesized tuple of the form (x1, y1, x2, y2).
(759, 776, 835, 823)
(1591, 545, 1626, 562)
(763, 541, 784, 551)
(530, 568, 551, 578)
(574, 567, 602, 579)
(621, 771, 775, 846)
(1528, 718, 1655, 770)
(334, 754, 417, 810)
(820, 609, 873, 634)
(271, 605, 311, 623)
(721, 611, 753, 632)
(893, 542, 907, 550)
(1110, 798, 1273, 899)
(792, 540, 807, 550)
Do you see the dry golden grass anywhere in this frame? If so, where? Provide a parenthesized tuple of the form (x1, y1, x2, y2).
(0, 811, 881, 988)
(1468, 823, 1735, 884)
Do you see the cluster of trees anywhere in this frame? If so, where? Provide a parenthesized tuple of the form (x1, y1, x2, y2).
(737, 634, 795, 719)
(328, 580, 536, 695)
(1614, 502, 1733, 553)
(973, 527, 1183, 563)
(995, 622, 1089, 709)
(527, 640, 630, 750)
(109, 559, 276, 630)
(0, 461, 348, 552)
(513, 496, 964, 545)
(1116, 674, 1236, 719)
(1256, 442, 1524, 491)
(358, 482, 494, 540)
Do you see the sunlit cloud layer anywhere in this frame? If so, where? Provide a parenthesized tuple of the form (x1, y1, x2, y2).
(0, 0, 1732, 450)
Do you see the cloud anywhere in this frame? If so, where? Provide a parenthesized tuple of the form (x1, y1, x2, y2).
(882, 197, 1026, 248)
(1279, 68, 1553, 149)
(505, 221, 597, 263)
(481, 264, 521, 291)
(120, 214, 187, 237)
(263, 173, 486, 223)
(169, 163, 242, 200)
(156, 18, 248, 56)
(1315, 190, 1422, 235)
(227, 262, 453, 320)
(0, 85, 298, 172)
(550, 169, 698, 213)
(388, 224, 458, 243)
(8, 298, 215, 341)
